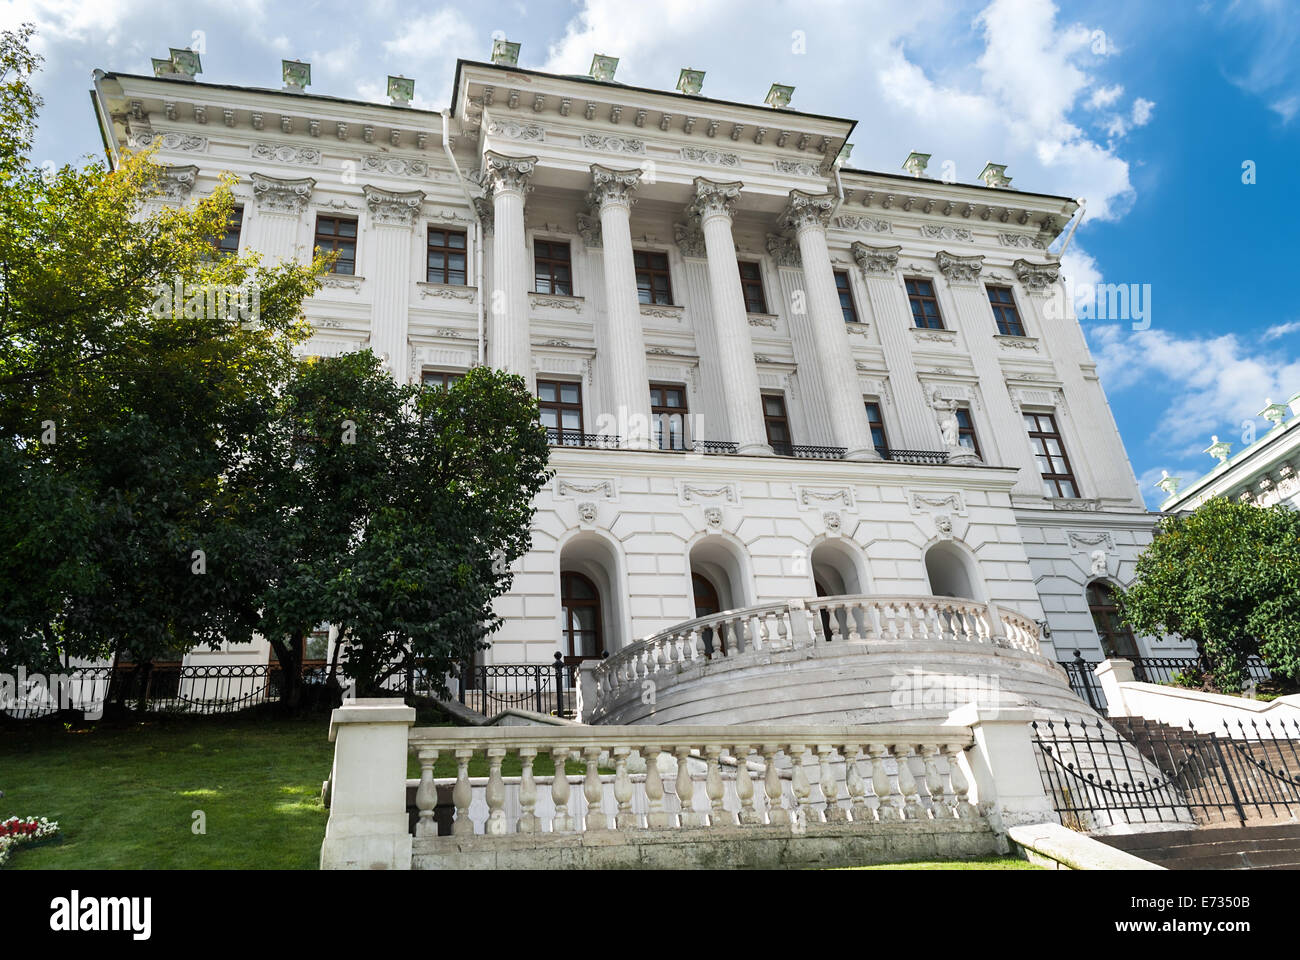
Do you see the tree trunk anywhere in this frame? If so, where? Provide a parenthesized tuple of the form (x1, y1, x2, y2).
(267, 633, 303, 714)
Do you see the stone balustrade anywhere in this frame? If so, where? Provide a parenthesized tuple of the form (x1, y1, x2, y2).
(591, 594, 1041, 711)
(407, 723, 979, 839)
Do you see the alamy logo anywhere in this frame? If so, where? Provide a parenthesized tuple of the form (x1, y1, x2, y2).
(50, 891, 151, 940)
(148, 279, 260, 323)
(0, 667, 106, 720)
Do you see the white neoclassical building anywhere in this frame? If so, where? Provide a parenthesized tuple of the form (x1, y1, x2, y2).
(89, 41, 1193, 716)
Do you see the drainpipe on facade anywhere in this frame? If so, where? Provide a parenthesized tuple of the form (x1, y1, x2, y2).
(440, 108, 486, 366)
(1056, 197, 1087, 260)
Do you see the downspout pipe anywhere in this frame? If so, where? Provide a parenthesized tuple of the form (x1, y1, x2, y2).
(440, 108, 485, 366)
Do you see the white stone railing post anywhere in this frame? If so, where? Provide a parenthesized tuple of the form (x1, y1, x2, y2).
(576, 660, 601, 722)
(1094, 659, 1135, 716)
(320, 698, 416, 870)
(945, 704, 1055, 843)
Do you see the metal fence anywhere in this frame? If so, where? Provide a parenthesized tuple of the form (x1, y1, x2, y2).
(456, 653, 575, 718)
(1034, 716, 1300, 830)
(1056, 651, 1274, 716)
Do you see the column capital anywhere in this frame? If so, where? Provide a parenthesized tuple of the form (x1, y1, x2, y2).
(363, 184, 425, 226)
(1013, 257, 1060, 293)
(251, 172, 315, 214)
(687, 176, 743, 224)
(587, 164, 642, 209)
(765, 233, 801, 267)
(482, 150, 538, 196)
(851, 241, 901, 277)
(778, 188, 835, 233)
(151, 163, 200, 203)
(936, 250, 985, 284)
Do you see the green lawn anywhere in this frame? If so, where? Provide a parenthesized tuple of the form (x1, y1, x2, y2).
(0, 711, 336, 869)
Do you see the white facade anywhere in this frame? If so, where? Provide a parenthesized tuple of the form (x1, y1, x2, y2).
(91, 46, 1178, 674)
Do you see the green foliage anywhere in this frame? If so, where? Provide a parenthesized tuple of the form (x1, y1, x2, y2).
(1119, 497, 1300, 691)
(227, 353, 550, 698)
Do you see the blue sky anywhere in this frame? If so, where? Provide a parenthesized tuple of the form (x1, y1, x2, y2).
(7, 0, 1298, 507)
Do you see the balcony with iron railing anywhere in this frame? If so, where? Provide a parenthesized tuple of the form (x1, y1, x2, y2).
(546, 428, 954, 466)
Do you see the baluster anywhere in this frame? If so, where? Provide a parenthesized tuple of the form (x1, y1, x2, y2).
(755, 613, 771, 651)
(734, 744, 761, 825)
(819, 744, 848, 822)
(828, 604, 843, 642)
(762, 744, 789, 826)
(789, 743, 813, 829)
(453, 747, 475, 836)
(893, 743, 922, 820)
(551, 746, 574, 832)
(882, 603, 900, 641)
(899, 604, 915, 641)
(644, 745, 672, 829)
(773, 609, 790, 651)
(645, 644, 660, 677)
(921, 744, 946, 820)
(583, 746, 607, 831)
(844, 743, 868, 821)
(705, 744, 731, 825)
(685, 627, 700, 662)
(943, 743, 977, 820)
(846, 601, 863, 642)
(415, 747, 439, 838)
(865, 602, 883, 641)
(613, 746, 636, 829)
(518, 746, 539, 833)
(868, 744, 900, 821)
(675, 744, 703, 827)
(485, 746, 508, 835)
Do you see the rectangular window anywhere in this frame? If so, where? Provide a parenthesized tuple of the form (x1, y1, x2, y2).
(421, 370, 462, 390)
(533, 239, 573, 295)
(427, 227, 467, 285)
(988, 285, 1026, 336)
(956, 407, 981, 459)
(738, 261, 768, 314)
(762, 394, 792, 455)
(315, 215, 357, 275)
(216, 205, 243, 256)
(649, 383, 689, 451)
(864, 401, 889, 456)
(538, 380, 584, 444)
(1025, 412, 1078, 498)
(905, 277, 944, 329)
(634, 250, 673, 305)
(835, 270, 859, 323)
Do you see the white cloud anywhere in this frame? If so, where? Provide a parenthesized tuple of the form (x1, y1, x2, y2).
(1087, 84, 1124, 109)
(1270, 95, 1298, 122)
(1131, 97, 1155, 126)
(1262, 320, 1300, 342)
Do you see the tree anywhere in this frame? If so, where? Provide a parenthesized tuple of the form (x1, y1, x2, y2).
(0, 23, 323, 673)
(1119, 497, 1300, 691)
(227, 353, 550, 707)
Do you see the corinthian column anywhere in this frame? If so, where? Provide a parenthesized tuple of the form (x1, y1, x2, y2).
(483, 151, 537, 379)
(779, 190, 878, 460)
(589, 165, 654, 448)
(689, 178, 770, 455)
(363, 184, 424, 381)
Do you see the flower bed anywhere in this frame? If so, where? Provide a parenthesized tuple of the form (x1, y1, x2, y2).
(0, 816, 60, 867)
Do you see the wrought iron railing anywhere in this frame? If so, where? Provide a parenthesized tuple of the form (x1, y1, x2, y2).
(692, 439, 739, 455)
(882, 448, 949, 465)
(545, 428, 620, 449)
(455, 652, 575, 718)
(1057, 651, 1275, 716)
(768, 442, 846, 460)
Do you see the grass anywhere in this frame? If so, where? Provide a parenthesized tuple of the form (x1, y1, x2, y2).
(0, 710, 336, 869)
(841, 857, 1041, 870)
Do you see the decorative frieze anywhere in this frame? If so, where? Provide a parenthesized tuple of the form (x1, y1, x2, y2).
(639, 303, 685, 322)
(773, 159, 821, 177)
(921, 225, 973, 242)
(936, 251, 984, 284)
(251, 142, 321, 165)
(363, 155, 430, 178)
(364, 184, 425, 226)
(851, 241, 900, 277)
(911, 328, 958, 345)
(909, 491, 967, 516)
(679, 482, 738, 504)
(487, 118, 545, 142)
(994, 334, 1041, 351)
(251, 172, 315, 213)
(556, 478, 616, 500)
(583, 134, 646, 155)
(529, 292, 584, 312)
(834, 215, 891, 234)
(132, 130, 207, 152)
(682, 146, 739, 167)
(417, 283, 476, 302)
(998, 233, 1046, 250)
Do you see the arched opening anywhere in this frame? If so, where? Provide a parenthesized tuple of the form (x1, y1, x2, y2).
(692, 573, 721, 618)
(1087, 580, 1139, 660)
(924, 541, 983, 601)
(688, 536, 752, 658)
(560, 572, 604, 664)
(558, 533, 625, 662)
(810, 540, 869, 639)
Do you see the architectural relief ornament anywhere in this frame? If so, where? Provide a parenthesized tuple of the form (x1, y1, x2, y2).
(681, 483, 738, 504)
(910, 491, 966, 515)
(132, 130, 207, 152)
(482, 151, 538, 195)
(851, 241, 901, 277)
(587, 164, 642, 208)
(912, 328, 957, 344)
(418, 283, 476, 301)
(834, 215, 892, 234)
(934, 514, 954, 538)
(823, 511, 842, 534)
(682, 146, 740, 167)
(362, 155, 430, 178)
(687, 178, 743, 222)
(151, 164, 199, 202)
(530, 294, 583, 312)
(363, 184, 425, 226)
(936, 251, 985, 284)
(995, 334, 1040, 351)
(773, 159, 822, 177)
(748, 314, 777, 329)
(576, 212, 602, 247)
(778, 189, 835, 232)
(673, 221, 708, 257)
(250, 142, 321, 165)
(1068, 531, 1115, 552)
(318, 275, 363, 291)
(1089, 550, 1109, 577)
(577, 502, 598, 524)
(1049, 498, 1103, 512)
(798, 486, 852, 507)
(765, 233, 801, 267)
(487, 118, 545, 142)
(583, 133, 646, 155)
(250, 172, 316, 213)
(557, 479, 615, 499)
(921, 225, 973, 242)
(640, 304, 685, 322)
(998, 233, 1046, 250)
(1013, 258, 1061, 292)
(704, 507, 723, 528)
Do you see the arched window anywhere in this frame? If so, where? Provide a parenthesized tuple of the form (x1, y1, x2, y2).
(692, 573, 721, 619)
(924, 542, 981, 600)
(1088, 581, 1138, 658)
(561, 572, 604, 664)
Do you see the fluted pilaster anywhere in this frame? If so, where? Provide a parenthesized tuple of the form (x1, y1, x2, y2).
(248, 172, 315, 263)
(364, 184, 423, 381)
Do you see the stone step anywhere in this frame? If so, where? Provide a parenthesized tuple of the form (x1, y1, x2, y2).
(1101, 821, 1300, 869)
(1104, 822, 1300, 851)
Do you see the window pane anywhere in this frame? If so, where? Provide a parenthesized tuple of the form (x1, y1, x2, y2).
(560, 384, 580, 403)
(539, 383, 557, 402)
